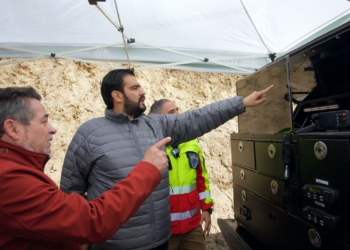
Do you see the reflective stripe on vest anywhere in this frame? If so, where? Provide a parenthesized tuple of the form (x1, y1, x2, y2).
(199, 191, 211, 200)
(170, 183, 196, 195)
(170, 207, 201, 221)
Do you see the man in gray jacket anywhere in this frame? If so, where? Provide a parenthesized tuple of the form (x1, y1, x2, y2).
(60, 69, 273, 250)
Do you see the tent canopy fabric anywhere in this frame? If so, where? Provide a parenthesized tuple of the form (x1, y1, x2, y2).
(1, 0, 350, 74)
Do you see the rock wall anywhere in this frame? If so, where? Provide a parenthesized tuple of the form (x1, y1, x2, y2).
(0, 58, 244, 235)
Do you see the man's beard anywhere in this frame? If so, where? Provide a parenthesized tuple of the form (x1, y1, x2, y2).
(23, 133, 54, 158)
(123, 94, 146, 118)
(44, 150, 54, 159)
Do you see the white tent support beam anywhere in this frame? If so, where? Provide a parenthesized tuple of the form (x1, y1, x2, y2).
(134, 60, 205, 71)
(136, 55, 269, 71)
(58, 43, 124, 56)
(240, 0, 273, 55)
(113, 0, 131, 69)
(96, 1, 131, 69)
(95, 4, 122, 33)
(136, 41, 207, 62)
(136, 41, 255, 73)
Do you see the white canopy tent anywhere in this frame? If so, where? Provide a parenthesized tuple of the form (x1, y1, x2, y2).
(1, 0, 350, 74)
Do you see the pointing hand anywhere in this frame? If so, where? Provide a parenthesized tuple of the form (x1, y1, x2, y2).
(243, 85, 274, 107)
(142, 137, 171, 172)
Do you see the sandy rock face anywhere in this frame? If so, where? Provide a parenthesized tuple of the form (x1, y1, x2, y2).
(0, 58, 243, 243)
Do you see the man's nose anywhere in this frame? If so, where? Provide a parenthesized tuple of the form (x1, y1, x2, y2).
(139, 87, 145, 96)
(49, 123, 57, 134)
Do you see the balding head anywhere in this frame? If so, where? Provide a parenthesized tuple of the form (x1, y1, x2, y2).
(150, 99, 179, 115)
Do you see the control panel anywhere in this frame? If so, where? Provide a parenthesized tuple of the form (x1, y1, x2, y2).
(312, 110, 350, 131)
(302, 184, 340, 205)
(302, 206, 339, 230)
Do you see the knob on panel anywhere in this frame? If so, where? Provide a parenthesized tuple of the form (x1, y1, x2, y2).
(308, 228, 321, 248)
(268, 144, 276, 158)
(314, 141, 327, 160)
(239, 141, 244, 153)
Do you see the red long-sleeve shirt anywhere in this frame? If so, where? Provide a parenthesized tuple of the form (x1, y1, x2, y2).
(0, 140, 161, 250)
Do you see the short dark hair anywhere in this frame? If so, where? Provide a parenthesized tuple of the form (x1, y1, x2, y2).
(0, 86, 42, 137)
(101, 69, 135, 109)
(150, 99, 170, 114)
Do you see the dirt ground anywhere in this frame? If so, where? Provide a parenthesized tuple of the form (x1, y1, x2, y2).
(0, 58, 246, 249)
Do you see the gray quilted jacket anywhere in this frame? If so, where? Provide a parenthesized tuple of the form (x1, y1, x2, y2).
(60, 96, 245, 250)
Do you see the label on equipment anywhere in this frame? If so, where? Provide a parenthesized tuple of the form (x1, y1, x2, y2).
(316, 179, 329, 185)
(304, 104, 339, 112)
(315, 201, 325, 207)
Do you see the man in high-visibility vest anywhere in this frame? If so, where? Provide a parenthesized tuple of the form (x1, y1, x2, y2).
(150, 99, 214, 250)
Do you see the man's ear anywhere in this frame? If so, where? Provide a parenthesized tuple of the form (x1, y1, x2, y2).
(111, 90, 123, 103)
(3, 119, 21, 140)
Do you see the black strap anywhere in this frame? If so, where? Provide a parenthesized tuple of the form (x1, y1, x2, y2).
(282, 133, 291, 212)
(167, 155, 172, 170)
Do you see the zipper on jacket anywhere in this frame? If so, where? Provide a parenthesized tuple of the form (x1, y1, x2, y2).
(149, 191, 156, 248)
(129, 121, 157, 247)
(129, 122, 143, 157)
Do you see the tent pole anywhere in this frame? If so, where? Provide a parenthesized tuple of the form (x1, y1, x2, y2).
(95, 2, 132, 69)
(114, 0, 131, 70)
(239, 0, 273, 55)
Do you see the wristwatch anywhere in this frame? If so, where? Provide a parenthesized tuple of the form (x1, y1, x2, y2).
(204, 208, 213, 214)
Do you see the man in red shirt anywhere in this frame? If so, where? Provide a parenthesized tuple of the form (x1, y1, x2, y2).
(0, 86, 170, 250)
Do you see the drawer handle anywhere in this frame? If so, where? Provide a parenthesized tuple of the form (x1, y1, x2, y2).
(268, 144, 276, 158)
(238, 141, 244, 152)
(241, 190, 247, 201)
(314, 141, 327, 160)
(240, 169, 245, 180)
(271, 180, 279, 195)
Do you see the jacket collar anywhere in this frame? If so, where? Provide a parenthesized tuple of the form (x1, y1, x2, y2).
(0, 140, 49, 171)
(104, 108, 142, 123)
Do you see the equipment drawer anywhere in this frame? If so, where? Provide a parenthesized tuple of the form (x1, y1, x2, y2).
(255, 141, 284, 178)
(231, 139, 255, 169)
(299, 139, 350, 191)
(233, 165, 285, 207)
